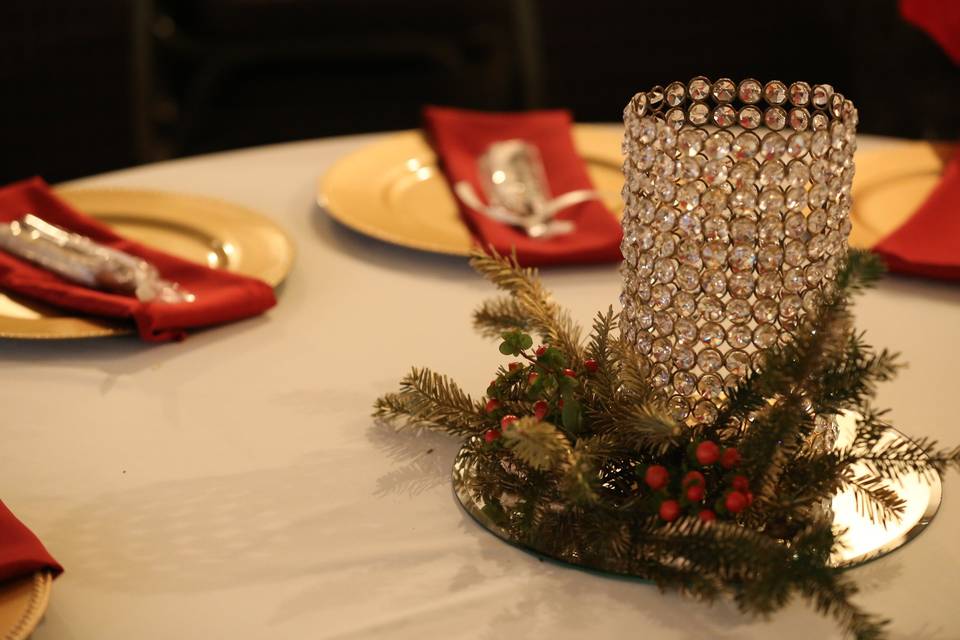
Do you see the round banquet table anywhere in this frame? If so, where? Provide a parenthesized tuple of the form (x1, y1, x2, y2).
(3, 129, 959, 640)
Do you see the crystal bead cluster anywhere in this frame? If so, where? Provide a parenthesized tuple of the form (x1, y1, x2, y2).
(620, 78, 857, 425)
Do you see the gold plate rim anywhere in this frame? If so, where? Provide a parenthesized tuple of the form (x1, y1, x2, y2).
(317, 125, 625, 257)
(321, 131, 950, 258)
(0, 187, 295, 340)
(848, 141, 950, 249)
(0, 571, 53, 640)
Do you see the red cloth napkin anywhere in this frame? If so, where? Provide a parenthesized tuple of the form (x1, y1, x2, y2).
(0, 501, 62, 583)
(0, 177, 277, 341)
(873, 149, 960, 280)
(423, 106, 622, 266)
(901, 0, 960, 65)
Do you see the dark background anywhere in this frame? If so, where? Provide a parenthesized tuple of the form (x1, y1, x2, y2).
(2, 0, 957, 184)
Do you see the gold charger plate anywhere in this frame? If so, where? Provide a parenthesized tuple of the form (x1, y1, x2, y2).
(0, 572, 52, 640)
(318, 125, 626, 256)
(849, 141, 953, 249)
(321, 128, 952, 257)
(0, 188, 295, 339)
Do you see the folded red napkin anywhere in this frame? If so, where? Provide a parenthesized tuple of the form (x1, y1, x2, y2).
(901, 0, 960, 65)
(0, 501, 62, 583)
(873, 148, 960, 280)
(0, 177, 277, 341)
(423, 106, 622, 266)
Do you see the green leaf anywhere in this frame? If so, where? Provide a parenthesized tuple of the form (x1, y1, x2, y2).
(527, 377, 545, 400)
(519, 333, 534, 350)
(538, 347, 567, 369)
(558, 374, 579, 392)
(562, 393, 582, 433)
(499, 341, 516, 355)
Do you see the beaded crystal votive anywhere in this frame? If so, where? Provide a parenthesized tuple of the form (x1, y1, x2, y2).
(619, 78, 857, 426)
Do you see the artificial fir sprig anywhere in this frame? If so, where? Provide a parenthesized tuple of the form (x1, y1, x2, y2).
(374, 248, 955, 640)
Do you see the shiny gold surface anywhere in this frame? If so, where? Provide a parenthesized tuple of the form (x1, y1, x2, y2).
(321, 129, 946, 256)
(0, 572, 52, 640)
(0, 188, 294, 339)
(849, 142, 950, 249)
(454, 411, 941, 573)
(318, 125, 626, 256)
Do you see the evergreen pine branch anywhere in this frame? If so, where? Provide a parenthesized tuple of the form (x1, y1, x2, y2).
(372, 367, 487, 436)
(773, 519, 889, 640)
(587, 400, 680, 455)
(586, 307, 618, 370)
(836, 249, 886, 293)
(810, 333, 901, 416)
(764, 452, 845, 517)
(840, 470, 907, 526)
(738, 395, 811, 516)
(629, 517, 801, 582)
(598, 515, 887, 639)
(581, 326, 679, 454)
(473, 295, 532, 338)
(609, 337, 656, 401)
(712, 367, 772, 435)
(469, 248, 583, 359)
(845, 435, 960, 482)
(732, 519, 835, 616)
(502, 417, 573, 471)
(561, 442, 600, 503)
(850, 408, 895, 452)
(583, 308, 621, 406)
(842, 410, 960, 481)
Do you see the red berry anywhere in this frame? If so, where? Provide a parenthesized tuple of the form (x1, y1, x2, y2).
(725, 490, 748, 514)
(698, 509, 716, 523)
(659, 499, 681, 522)
(583, 358, 598, 373)
(527, 371, 540, 385)
(562, 368, 576, 378)
(485, 398, 501, 413)
(500, 414, 518, 429)
(557, 398, 564, 409)
(508, 362, 521, 372)
(695, 440, 721, 466)
(682, 470, 705, 489)
(744, 490, 754, 506)
(731, 475, 750, 492)
(720, 447, 741, 469)
(686, 484, 705, 502)
(533, 400, 549, 420)
(535, 345, 548, 357)
(644, 465, 670, 490)
(483, 429, 501, 443)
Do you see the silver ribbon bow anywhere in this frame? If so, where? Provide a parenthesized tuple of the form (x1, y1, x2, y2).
(453, 139, 602, 239)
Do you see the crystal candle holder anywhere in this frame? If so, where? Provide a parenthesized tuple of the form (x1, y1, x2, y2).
(618, 78, 857, 428)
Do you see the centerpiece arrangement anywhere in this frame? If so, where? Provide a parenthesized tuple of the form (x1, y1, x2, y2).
(374, 79, 960, 639)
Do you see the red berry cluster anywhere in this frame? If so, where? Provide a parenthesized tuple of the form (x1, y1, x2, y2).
(481, 344, 599, 444)
(642, 440, 752, 524)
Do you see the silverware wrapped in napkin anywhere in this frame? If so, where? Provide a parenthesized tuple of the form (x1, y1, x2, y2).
(454, 139, 604, 238)
(0, 214, 195, 303)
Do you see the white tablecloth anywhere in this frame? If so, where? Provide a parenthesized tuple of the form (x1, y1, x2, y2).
(3, 131, 959, 639)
